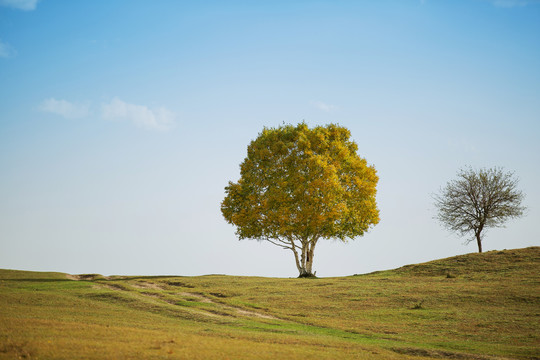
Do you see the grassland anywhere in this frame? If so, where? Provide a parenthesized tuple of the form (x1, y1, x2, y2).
(1, 247, 539, 359)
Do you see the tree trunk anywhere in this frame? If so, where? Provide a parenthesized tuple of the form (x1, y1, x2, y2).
(297, 238, 317, 277)
(476, 232, 483, 253)
(291, 244, 302, 275)
(306, 241, 316, 274)
(475, 223, 484, 253)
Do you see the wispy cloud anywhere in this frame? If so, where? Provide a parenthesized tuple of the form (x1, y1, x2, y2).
(489, 0, 540, 7)
(0, 39, 16, 58)
(0, 0, 39, 10)
(312, 101, 337, 112)
(39, 98, 90, 119)
(39, 97, 176, 131)
(101, 98, 175, 131)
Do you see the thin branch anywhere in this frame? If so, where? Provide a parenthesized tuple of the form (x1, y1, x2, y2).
(264, 238, 293, 250)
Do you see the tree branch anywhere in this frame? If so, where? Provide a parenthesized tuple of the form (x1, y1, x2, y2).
(263, 237, 293, 250)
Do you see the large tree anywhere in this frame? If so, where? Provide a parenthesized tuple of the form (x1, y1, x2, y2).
(434, 167, 526, 253)
(221, 123, 379, 277)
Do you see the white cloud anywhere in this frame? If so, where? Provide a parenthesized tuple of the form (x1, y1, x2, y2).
(312, 101, 337, 112)
(0, 39, 16, 58)
(38, 97, 176, 131)
(39, 98, 90, 119)
(0, 0, 39, 10)
(101, 98, 175, 131)
(489, 0, 540, 7)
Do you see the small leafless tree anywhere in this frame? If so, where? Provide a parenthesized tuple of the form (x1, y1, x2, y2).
(434, 167, 526, 253)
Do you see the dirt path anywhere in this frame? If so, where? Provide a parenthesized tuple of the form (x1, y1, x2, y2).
(66, 274, 111, 281)
(178, 291, 278, 320)
(66, 274, 279, 321)
(130, 281, 165, 290)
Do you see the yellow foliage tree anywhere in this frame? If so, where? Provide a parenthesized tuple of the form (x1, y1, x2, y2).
(221, 123, 380, 277)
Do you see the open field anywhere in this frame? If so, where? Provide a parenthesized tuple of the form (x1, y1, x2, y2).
(1, 247, 539, 359)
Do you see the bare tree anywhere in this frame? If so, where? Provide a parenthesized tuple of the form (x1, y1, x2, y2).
(434, 167, 526, 253)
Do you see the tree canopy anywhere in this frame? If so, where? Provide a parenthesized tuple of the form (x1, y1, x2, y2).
(434, 167, 526, 253)
(221, 123, 379, 277)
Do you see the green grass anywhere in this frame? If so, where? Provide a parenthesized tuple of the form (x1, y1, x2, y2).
(1, 247, 539, 359)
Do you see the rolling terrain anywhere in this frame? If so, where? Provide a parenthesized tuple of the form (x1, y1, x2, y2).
(1, 247, 539, 359)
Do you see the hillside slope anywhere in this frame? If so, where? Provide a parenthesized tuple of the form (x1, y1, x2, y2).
(1, 247, 539, 359)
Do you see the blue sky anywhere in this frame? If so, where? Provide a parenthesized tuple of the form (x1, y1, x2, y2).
(1, 0, 539, 277)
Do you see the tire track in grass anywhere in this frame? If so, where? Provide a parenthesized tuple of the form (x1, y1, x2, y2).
(130, 280, 279, 320)
(176, 291, 279, 320)
(67, 275, 226, 321)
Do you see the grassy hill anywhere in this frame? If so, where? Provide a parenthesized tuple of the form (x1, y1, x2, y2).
(1, 247, 538, 359)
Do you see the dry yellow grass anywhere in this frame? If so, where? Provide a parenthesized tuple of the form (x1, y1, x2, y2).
(1, 247, 539, 359)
